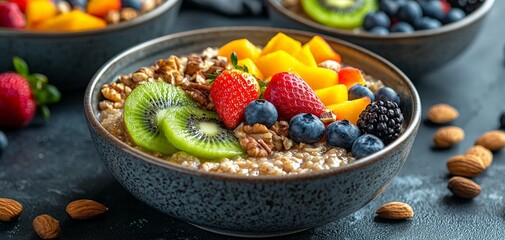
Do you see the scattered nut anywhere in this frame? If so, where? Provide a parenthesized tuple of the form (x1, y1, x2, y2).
(448, 176, 481, 199)
(447, 154, 485, 177)
(475, 130, 505, 151)
(376, 202, 414, 220)
(466, 145, 493, 168)
(433, 126, 464, 148)
(66, 199, 108, 220)
(427, 104, 459, 124)
(0, 198, 23, 221)
(33, 214, 60, 240)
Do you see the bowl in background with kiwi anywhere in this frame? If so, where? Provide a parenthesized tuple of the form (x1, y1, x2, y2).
(0, 0, 181, 91)
(84, 27, 421, 237)
(266, 0, 494, 77)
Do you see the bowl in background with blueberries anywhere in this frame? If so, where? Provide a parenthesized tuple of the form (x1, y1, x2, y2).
(0, 0, 182, 90)
(267, 0, 495, 77)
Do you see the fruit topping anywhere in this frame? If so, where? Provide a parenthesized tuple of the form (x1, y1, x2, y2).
(390, 21, 414, 33)
(210, 69, 260, 129)
(289, 113, 325, 144)
(348, 84, 375, 102)
(328, 96, 371, 125)
(33, 10, 107, 31)
(87, 0, 121, 18)
(363, 11, 390, 31)
(218, 38, 261, 63)
(244, 100, 278, 128)
(161, 106, 244, 159)
(263, 72, 326, 121)
(447, 0, 484, 14)
(420, 1, 445, 21)
(376, 86, 400, 106)
(369, 26, 389, 35)
(123, 82, 196, 155)
(0, 57, 60, 128)
(397, 1, 423, 25)
(357, 100, 403, 144)
(443, 8, 466, 24)
(121, 0, 142, 11)
(260, 32, 302, 56)
(326, 120, 361, 151)
(304, 35, 342, 63)
(315, 84, 348, 106)
(301, 0, 378, 29)
(0, 2, 26, 29)
(337, 66, 367, 89)
(414, 17, 442, 30)
(352, 134, 385, 158)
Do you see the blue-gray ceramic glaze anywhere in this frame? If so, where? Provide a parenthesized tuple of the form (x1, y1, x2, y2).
(84, 27, 421, 237)
(267, 0, 494, 77)
(0, 0, 181, 90)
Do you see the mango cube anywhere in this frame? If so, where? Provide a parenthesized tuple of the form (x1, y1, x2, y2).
(315, 84, 348, 106)
(328, 97, 371, 125)
(304, 35, 342, 64)
(260, 32, 302, 56)
(219, 38, 261, 63)
(237, 58, 263, 79)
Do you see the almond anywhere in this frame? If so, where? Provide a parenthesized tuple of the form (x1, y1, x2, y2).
(0, 198, 23, 221)
(448, 176, 481, 199)
(475, 130, 505, 151)
(427, 104, 459, 124)
(66, 199, 108, 220)
(447, 154, 485, 177)
(376, 202, 414, 220)
(33, 214, 60, 240)
(466, 145, 493, 168)
(433, 126, 464, 148)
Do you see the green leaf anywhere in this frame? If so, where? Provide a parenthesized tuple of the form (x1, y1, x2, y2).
(40, 105, 50, 120)
(45, 85, 61, 104)
(35, 90, 48, 105)
(12, 57, 29, 78)
(206, 70, 222, 82)
(231, 52, 239, 68)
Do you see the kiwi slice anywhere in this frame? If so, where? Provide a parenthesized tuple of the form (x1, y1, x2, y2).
(301, 0, 377, 29)
(123, 82, 196, 155)
(161, 106, 244, 159)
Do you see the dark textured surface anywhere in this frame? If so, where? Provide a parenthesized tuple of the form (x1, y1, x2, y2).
(1, 3, 505, 240)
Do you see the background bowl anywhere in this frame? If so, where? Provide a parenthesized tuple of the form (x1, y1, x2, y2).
(0, 0, 181, 90)
(84, 27, 421, 237)
(267, 0, 494, 77)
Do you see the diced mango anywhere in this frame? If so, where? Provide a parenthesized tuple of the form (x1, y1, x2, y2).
(255, 50, 302, 78)
(238, 58, 264, 80)
(315, 84, 348, 106)
(296, 65, 339, 90)
(219, 38, 261, 63)
(328, 97, 371, 125)
(260, 32, 302, 56)
(26, 0, 57, 27)
(293, 45, 317, 67)
(304, 35, 342, 64)
(338, 66, 367, 89)
(87, 0, 121, 18)
(34, 10, 107, 32)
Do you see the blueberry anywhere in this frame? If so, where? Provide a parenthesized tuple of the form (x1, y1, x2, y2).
(326, 120, 361, 151)
(351, 134, 385, 158)
(289, 113, 325, 144)
(66, 0, 87, 8)
(379, 0, 401, 18)
(390, 22, 414, 33)
(443, 8, 466, 24)
(244, 100, 278, 128)
(0, 130, 7, 158)
(500, 112, 505, 129)
(396, 1, 423, 25)
(420, 1, 445, 22)
(414, 17, 442, 30)
(349, 85, 375, 101)
(369, 26, 390, 36)
(363, 11, 391, 31)
(121, 0, 143, 11)
(376, 87, 400, 106)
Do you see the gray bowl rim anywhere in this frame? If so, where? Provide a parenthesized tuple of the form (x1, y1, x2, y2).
(84, 26, 422, 183)
(0, 0, 179, 38)
(266, 0, 494, 39)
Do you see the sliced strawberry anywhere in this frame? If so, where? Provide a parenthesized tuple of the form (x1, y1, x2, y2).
(263, 72, 326, 121)
(210, 70, 260, 129)
(0, 2, 26, 29)
(7, 0, 27, 13)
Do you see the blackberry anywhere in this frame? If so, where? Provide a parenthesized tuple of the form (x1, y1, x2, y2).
(447, 0, 484, 14)
(357, 100, 404, 144)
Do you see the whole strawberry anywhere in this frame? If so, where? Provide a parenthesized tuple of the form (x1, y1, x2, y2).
(0, 2, 26, 29)
(263, 72, 326, 121)
(0, 57, 60, 128)
(210, 70, 260, 129)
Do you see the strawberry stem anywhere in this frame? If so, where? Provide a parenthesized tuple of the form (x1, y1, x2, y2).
(230, 52, 248, 73)
(12, 57, 61, 120)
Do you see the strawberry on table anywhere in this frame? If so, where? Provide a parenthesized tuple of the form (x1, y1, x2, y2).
(0, 2, 26, 29)
(263, 72, 326, 121)
(0, 57, 60, 128)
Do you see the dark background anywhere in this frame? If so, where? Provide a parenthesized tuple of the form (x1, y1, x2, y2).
(2, 1, 505, 239)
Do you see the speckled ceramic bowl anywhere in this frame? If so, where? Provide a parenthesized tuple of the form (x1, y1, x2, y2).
(84, 27, 421, 237)
(0, 0, 181, 90)
(267, 0, 494, 77)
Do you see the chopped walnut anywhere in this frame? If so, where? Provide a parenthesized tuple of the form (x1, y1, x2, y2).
(318, 60, 341, 72)
(185, 54, 204, 76)
(240, 137, 271, 158)
(181, 82, 214, 110)
(270, 121, 289, 137)
(269, 121, 293, 151)
(120, 8, 138, 21)
(234, 123, 275, 157)
(105, 10, 120, 24)
(101, 82, 131, 103)
(155, 56, 186, 86)
(320, 110, 337, 124)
